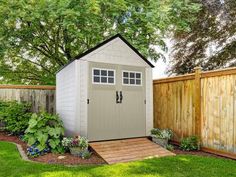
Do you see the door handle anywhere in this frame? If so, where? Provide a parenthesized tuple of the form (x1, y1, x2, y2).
(120, 91, 123, 103)
(116, 91, 120, 103)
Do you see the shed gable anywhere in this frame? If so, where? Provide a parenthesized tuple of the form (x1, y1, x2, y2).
(80, 38, 151, 67)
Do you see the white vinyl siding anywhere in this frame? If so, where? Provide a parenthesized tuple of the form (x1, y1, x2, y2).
(56, 61, 77, 135)
(145, 68, 153, 136)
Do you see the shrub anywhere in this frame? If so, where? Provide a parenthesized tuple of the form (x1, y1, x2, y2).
(0, 101, 32, 135)
(151, 128, 173, 140)
(24, 112, 65, 154)
(180, 136, 200, 151)
(166, 144, 174, 151)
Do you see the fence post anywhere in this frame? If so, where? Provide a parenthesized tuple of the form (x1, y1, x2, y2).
(194, 67, 202, 140)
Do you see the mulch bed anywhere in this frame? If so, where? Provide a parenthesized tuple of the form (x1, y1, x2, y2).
(172, 144, 231, 160)
(0, 131, 105, 165)
(0, 131, 232, 165)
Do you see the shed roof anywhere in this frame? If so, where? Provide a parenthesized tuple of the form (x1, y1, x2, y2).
(58, 34, 154, 72)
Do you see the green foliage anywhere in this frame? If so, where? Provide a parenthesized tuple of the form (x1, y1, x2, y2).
(151, 128, 173, 140)
(0, 0, 201, 84)
(80, 149, 92, 159)
(166, 144, 174, 151)
(0, 101, 32, 134)
(180, 136, 200, 151)
(168, 0, 236, 75)
(24, 112, 65, 153)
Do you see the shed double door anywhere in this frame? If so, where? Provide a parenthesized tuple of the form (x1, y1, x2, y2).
(88, 62, 146, 141)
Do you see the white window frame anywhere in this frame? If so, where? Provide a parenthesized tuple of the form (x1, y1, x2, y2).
(122, 70, 142, 86)
(92, 68, 116, 85)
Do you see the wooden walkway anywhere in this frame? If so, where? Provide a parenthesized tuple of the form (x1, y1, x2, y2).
(89, 138, 175, 164)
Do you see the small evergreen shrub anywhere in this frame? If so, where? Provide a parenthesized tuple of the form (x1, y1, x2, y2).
(24, 112, 65, 155)
(0, 101, 32, 134)
(180, 136, 200, 151)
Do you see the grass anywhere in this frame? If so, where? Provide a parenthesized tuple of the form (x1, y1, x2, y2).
(1, 141, 236, 177)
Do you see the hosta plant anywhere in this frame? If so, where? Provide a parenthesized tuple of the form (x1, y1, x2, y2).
(24, 112, 65, 155)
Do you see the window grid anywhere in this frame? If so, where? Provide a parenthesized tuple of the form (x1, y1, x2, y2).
(92, 68, 115, 85)
(122, 71, 142, 86)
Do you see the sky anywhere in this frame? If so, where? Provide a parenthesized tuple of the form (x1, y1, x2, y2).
(151, 59, 168, 79)
(151, 38, 171, 79)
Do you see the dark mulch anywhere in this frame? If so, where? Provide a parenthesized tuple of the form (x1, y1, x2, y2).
(172, 144, 230, 160)
(0, 131, 105, 165)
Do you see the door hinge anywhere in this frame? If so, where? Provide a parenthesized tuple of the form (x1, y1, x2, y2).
(144, 99, 146, 104)
(87, 99, 90, 104)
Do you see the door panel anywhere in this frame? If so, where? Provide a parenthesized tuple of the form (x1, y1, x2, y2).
(119, 66, 146, 138)
(88, 62, 119, 141)
(88, 62, 146, 141)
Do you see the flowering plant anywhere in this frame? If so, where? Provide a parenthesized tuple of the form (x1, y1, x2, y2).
(62, 136, 88, 149)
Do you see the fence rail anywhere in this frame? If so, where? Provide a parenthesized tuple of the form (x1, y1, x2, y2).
(0, 85, 56, 113)
(153, 67, 236, 159)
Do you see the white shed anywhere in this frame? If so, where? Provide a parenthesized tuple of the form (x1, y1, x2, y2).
(56, 34, 154, 141)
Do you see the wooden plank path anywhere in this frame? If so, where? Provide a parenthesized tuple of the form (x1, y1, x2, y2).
(89, 138, 175, 164)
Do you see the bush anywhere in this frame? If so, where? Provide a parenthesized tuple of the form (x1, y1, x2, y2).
(24, 112, 65, 154)
(0, 101, 32, 135)
(180, 136, 200, 151)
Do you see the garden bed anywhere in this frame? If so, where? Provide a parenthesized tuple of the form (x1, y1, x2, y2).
(172, 144, 230, 160)
(0, 131, 105, 165)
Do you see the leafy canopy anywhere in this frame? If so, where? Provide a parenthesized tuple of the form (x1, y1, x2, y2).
(0, 0, 201, 84)
(168, 0, 236, 75)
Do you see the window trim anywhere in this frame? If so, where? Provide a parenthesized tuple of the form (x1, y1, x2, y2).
(92, 67, 116, 85)
(122, 70, 142, 86)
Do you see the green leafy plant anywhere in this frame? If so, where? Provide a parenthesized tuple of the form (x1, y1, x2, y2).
(180, 136, 200, 151)
(166, 144, 174, 151)
(151, 128, 173, 140)
(24, 112, 65, 154)
(0, 101, 32, 134)
(81, 149, 92, 159)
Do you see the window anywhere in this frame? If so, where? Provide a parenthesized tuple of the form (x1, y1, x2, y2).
(122, 71, 142, 86)
(92, 68, 115, 85)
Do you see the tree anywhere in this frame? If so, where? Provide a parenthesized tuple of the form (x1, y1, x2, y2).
(168, 0, 236, 75)
(0, 0, 201, 84)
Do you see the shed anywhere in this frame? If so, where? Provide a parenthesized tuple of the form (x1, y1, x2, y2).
(56, 34, 154, 141)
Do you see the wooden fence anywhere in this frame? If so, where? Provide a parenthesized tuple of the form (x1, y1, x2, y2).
(153, 67, 236, 159)
(0, 85, 56, 113)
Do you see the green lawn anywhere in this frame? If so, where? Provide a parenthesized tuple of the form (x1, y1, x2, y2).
(1, 141, 236, 177)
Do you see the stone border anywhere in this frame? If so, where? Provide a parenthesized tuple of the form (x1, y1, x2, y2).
(12, 142, 30, 161)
